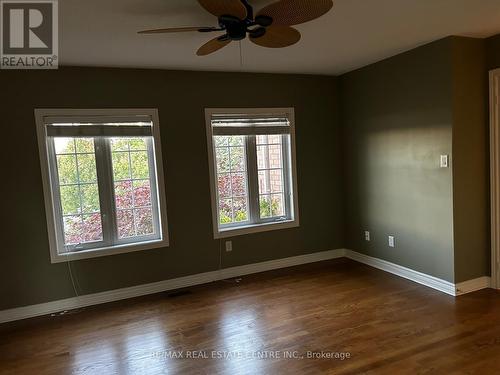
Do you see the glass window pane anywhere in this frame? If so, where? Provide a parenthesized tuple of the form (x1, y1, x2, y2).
(257, 134, 280, 145)
(111, 137, 156, 238)
(270, 170, 283, 193)
(135, 208, 154, 236)
(112, 152, 131, 180)
(54, 138, 75, 154)
(257, 145, 267, 169)
(255, 134, 287, 220)
(75, 138, 94, 153)
(133, 180, 151, 207)
(129, 138, 147, 150)
(268, 145, 282, 168)
(215, 147, 230, 173)
(60, 185, 80, 215)
(218, 174, 231, 199)
(113, 139, 156, 239)
(233, 197, 248, 222)
(111, 137, 156, 240)
(130, 151, 149, 179)
(219, 199, 232, 224)
(214, 136, 229, 147)
(228, 136, 244, 146)
(77, 154, 97, 183)
(214, 135, 249, 227)
(267, 135, 281, 144)
(230, 147, 245, 172)
(57, 155, 78, 184)
(111, 138, 129, 152)
(256, 135, 268, 145)
(271, 194, 284, 217)
(63, 215, 82, 245)
(259, 195, 271, 218)
(257, 144, 283, 170)
(115, 181, 133, 209)
(81, 184, 100, 213)
(49, 129, 162, 251)
(258, 170, 270, 194)
(55, 137, 104, 247)
(117, 209, 135, 238)
(82, 213, 103, 242)
(231, 173, 246, 196)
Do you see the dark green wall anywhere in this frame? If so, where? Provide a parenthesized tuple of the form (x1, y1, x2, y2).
(451, 37, 489, 282)
(1, 34, 495, 311)
(340, 38, 456, 282)
(340, 36, 491, 283)
(0, 68, 343, 310)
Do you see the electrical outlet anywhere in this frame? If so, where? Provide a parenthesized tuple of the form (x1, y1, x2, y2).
(364, 231, 370, 241)
(388, 235, 395, 248)
(225, 241, 232, 252)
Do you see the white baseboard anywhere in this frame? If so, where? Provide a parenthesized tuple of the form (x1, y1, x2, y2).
(455, 276, 491, 295)
(0, 248, 492, 324)
(0, 248, 345, 324)
(345, 249, 492, 297)
(344, 249, 456, 296)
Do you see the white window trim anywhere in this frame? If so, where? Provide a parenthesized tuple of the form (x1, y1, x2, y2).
(205, 108, 300, 239)
(35, 108, 169, 263)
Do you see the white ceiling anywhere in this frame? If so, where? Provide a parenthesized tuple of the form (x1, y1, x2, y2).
(60, 0, 500, 76)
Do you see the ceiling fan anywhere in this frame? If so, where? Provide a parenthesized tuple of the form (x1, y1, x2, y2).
(138, 0, 334, 56)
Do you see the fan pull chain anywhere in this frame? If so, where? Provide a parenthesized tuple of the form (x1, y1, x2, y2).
(239, 40, 243, 67)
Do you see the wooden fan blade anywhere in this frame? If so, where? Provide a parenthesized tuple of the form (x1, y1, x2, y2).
(198, 0, 247, 20)
(197, 37, 231, 56)
(257, 0, 333, 26)
(138, 27, 212, 34)
(250, 26, 301, 48)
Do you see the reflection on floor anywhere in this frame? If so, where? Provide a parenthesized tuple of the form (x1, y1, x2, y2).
(1, 258, 500, 374)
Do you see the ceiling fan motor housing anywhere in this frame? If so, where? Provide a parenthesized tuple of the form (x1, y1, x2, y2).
(219, 15, 247, 40)
(255, 15, 273, 27)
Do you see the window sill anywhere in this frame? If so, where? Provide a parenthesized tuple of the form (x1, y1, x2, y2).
(50, 239, 169, 263)
(215, 219, 299, 239)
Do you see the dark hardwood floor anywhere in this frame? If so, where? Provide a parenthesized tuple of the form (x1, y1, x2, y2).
(1, 258, 500, 375)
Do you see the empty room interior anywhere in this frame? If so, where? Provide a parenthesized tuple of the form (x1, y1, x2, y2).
(2, 0, 500, 374)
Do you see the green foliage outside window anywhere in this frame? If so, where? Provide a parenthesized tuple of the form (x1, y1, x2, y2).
(56, 137, 153, 245)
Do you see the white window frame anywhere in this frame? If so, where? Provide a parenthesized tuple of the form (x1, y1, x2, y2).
(35, 108, 169, 263)
(205, 108, 300, 239)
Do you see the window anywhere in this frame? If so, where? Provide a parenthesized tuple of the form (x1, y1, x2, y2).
(35, 109, 168, 262)
(205, 108, 299, 238)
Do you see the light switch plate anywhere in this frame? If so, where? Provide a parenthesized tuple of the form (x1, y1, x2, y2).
(364, 231, 370, 241)
(440, 155, 449, 168)
(225, 241, 232, 252)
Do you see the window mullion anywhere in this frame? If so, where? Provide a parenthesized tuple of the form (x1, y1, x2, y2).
(146, 137, 162, 237)
(47, 137, 68, 251)
(94, 137, 117, 246)
(246, 135, 260, 224)
(281, 134, 292, 220)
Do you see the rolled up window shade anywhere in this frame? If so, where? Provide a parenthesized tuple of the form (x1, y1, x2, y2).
(44, 115, 153, 137)
(211, 114, 290, 136)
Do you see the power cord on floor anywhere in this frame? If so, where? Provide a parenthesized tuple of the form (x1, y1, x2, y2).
(50, 259, 84, 317)
(239, 40, 243, 67)
(54, 237, 241, 320)
(67, 259, 80, 297)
